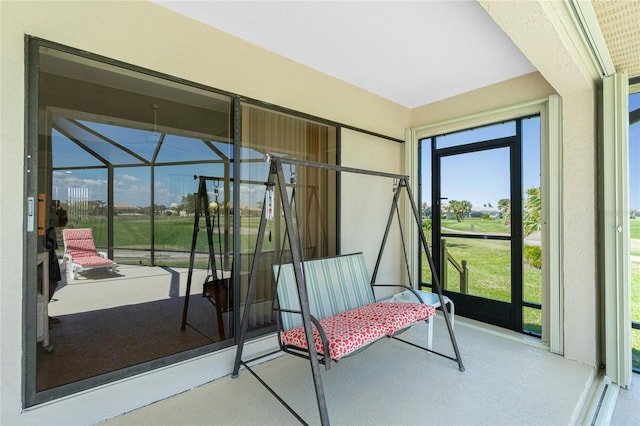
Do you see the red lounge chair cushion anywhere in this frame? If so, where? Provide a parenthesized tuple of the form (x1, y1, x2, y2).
(72, 255, 114, 267)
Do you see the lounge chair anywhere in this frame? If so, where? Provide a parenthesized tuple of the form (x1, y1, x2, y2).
(61, 228, 117, 280)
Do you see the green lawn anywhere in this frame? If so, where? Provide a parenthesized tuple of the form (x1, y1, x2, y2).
(61, 215, 295, 267)
(421, 234, 542, 335)
(64, 214, 638, 364)
(632, 261, 640, 369)
(631, 218, 640, 239)
(631, 219, 640, 256)
(441, 217, 509, 234)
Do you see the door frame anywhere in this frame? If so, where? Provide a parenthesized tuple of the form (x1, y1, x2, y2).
(430, 131, 523, 331)
(407, 97, 563, 347)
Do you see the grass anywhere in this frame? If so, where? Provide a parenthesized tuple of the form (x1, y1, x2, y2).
(421, 233, 542, 334)
(65, 214, 638, 362)
(65, 215, 277, 254)
(432, 217, 540, 334)
(631, 219, 640, 256)
(441, 217, 509, 234)
(632, 261, 640, 369)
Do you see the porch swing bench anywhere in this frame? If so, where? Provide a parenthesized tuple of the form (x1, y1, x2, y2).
(275, 253, 436, 365)
(233, 156, 464, 425)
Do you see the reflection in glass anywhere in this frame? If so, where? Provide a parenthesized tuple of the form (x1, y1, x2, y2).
(36, 46, 234, 395)
(239, 105, 337, 334)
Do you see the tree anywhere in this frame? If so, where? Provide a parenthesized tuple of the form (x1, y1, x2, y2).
(446, 200, 472, 222)
(498, 198, 510, 225)
(421, 202, 432, 219)
(523, 187, 541, 236)
(180, 193, 197, 215)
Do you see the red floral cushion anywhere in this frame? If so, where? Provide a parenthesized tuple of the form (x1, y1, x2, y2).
(343, 302, 436, 335)
(281, 302, 435, 361)
(281, 313, 389, 361)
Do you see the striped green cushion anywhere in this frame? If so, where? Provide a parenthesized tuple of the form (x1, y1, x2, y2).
(274, 253, 375, 331)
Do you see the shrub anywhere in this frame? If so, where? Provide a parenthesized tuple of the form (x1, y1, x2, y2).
(524, 245, 542, 269)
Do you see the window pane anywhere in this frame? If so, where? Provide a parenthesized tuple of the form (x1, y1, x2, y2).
(36, 47, 233, 396)
(435, 121, 516, 149)
(155, 134, 225, 164)
(239, 105, 337, 333)
(629, 91, 640, 371)
(419, 138, 433, 284)
(79, 121, 160, 162)
(522, 117, 542, 333)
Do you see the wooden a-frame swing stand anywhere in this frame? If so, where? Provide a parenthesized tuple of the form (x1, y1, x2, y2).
(232, 156, 464, 425)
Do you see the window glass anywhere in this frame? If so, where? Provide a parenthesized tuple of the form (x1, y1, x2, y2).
(436, 121, 516, 149)
(36, 47, 234, 396)
(156, 134, 225, 164)
(521, 116, 542, 335)
(32, 45, 338, 403)
(239, 104, 337, 333)
(629, 90, 640, 371)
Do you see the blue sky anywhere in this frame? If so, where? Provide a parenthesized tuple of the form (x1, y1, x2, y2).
(420, 117, 541, 210)
(629, 92, 640, 210)
(51, 97, 640, 211)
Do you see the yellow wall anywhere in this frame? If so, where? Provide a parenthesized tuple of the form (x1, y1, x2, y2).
(341, 128, 406, 293)
(410, 72, 556, 127)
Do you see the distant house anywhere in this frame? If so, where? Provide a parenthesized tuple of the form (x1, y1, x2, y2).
(239, 204, 262, 217)
(470, 205, 501, 219)
(114, 203, 141, 215)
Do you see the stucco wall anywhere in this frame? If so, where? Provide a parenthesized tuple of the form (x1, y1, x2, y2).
(340, 128, 406, 296)
(561, 90, 598, 367)
(410, 72, 556, 127)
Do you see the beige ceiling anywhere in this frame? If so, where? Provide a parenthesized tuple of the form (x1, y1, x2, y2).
(154, 1, 639, 108)
(592, 0, 640, 80)
(154, 1, 536, 108)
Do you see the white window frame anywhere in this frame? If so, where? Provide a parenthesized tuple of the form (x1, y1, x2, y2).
(601, 72, 631, 388)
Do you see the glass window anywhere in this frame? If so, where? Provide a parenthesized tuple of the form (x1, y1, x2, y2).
(30, 44, 339, 405)
(238, 104, 338, 334)
(35, 47, 234, 397)
(521, 116, 542, 335)
(436, 121, 516, 149)
(629, 90, 640, 372)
